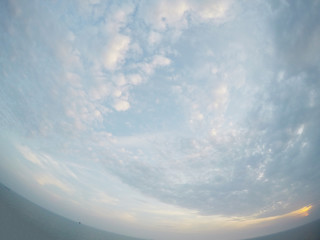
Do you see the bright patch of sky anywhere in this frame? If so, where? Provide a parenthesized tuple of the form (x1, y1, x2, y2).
(1, 0, 320, 239)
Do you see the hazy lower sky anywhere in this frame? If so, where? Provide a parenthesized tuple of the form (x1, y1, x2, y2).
(1, 0, 320, 239)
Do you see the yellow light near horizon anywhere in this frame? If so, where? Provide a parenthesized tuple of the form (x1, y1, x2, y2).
(137, 204, 314, 234)
(228, 204, 313, 229)
(290, 205, 312, 217)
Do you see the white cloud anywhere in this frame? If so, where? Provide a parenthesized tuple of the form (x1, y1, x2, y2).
(100, 2, 134, 71)
(16, 145, 80, 180)
(91, 190, 119, 205)
(296, 124, 304, 135)
(139, 55, 171, 75)
(113, 74, 127, 86)
(191, 0, 231, 21)
(104, 4, 134, 33)
(152, 55, 171, 67)
(103, 34, 131, 71)
(64, 91, 105, 129)
(211, 128, 217, 136)
(141, 0, 189, 31)
(2, 1, 320, 238)
(36, 174, 74, 194)
(211, 66, 219, 74)
(210, 85, 229, 110)
(89, 84, 110, 101)
(128, 74, 143, 85)
(15, 144, 78, 194)
(67, 31, 76, 42)
(56, 40, 82, 71)
(113, 89, 122, 98)
(148, 31, 162, 45)
(17, 145, 43, 166)
(140, 0, 232, 31)
(114, 100, 130, 111)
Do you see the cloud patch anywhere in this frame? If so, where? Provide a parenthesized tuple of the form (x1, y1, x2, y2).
(103, 34, 131, 71)
(114, 100, 130, 112)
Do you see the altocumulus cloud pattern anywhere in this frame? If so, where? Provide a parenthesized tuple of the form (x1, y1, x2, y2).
(0, 0, 320, 240)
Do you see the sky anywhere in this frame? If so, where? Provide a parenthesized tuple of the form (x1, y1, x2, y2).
(0, 0, 320, 239)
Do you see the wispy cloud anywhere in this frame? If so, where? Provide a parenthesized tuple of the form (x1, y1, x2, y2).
(36, 174, 74, 194)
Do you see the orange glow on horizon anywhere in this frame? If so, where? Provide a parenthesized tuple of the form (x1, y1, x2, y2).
(231, 205, 313, 229)
(290, 205, 312, 217)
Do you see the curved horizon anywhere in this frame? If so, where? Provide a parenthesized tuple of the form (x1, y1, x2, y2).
(1, 1, 320, 239)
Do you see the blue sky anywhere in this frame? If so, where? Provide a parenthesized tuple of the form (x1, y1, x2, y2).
(1, 0, 320, 239)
